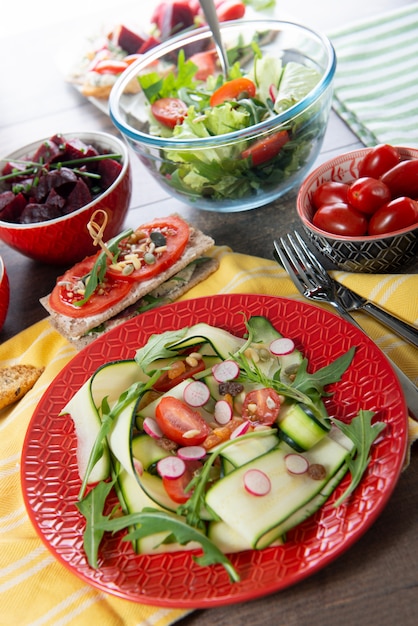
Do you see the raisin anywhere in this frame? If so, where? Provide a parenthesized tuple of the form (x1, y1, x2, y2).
(308, 463, 327, 481)
(218, 381, 244, 397)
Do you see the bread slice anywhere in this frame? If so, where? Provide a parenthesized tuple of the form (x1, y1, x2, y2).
(40, 219, 218, 347)
(0, 364, 45, 411)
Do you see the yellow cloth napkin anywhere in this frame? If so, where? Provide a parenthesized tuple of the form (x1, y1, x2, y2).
(0, 248, 417, 626)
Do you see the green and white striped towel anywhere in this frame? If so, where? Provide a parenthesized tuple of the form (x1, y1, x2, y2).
(328, 3, 418, 147)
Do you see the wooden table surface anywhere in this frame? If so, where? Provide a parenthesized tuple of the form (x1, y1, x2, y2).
(1, 1, 417, 625)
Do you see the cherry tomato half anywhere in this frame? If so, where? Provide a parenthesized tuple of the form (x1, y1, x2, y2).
(151, 97, 188, 129)
(189, 50, 216, 80)
(358, 144, 400, 178)
(155, 396, 211, 446)
(241, 130, 289, 167)
(162, 459, 203, 504)
(368, 196, 418, 235)
(347, 177, 392, 215)
(153, 358, 206, 393)
(49, 255, 132, 318)
(312, 181, 349, 210)
(312, 203, 369, 236)
(241, 388, 282, 426)
(209, 77, 256, 107)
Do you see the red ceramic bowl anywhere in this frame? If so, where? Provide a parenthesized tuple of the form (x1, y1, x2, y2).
(297, 146, 418, 272)
(0, 256, 9, 332)
(0, 131, 132, 265)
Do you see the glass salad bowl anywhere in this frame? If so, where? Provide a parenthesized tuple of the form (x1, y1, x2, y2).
(109, 19, 336, 212)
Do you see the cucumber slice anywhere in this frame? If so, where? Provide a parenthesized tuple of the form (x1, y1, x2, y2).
(247, 316, 303, 383)
(220, 432, 280, 469)
(278, 402, 330, 451)
(205, 435, 350, 550)
(116, 469, 203, 554)
(167, 322, 247, 360)
(61, 377, 110, 484)
(208, 519, 284, 553)
(131, 433, 171, 470)
(90, 359, 147, 409)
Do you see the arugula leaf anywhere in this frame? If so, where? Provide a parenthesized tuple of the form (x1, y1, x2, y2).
(292, 347, 356, 397)
(76, 479, 116, 569)
(332, 410, 386, 507)
(73, 228, 133, 307)
(97, 508, 240, 583)
(134, 328, 189, 370)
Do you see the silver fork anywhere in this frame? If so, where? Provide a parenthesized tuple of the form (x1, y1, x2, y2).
(273, 231, 418, 419)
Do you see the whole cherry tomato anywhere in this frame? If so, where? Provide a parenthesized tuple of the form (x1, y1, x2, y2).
(358, 144, 400, 178)
(312, 181, 349, 210)
(380, 159, 418, 198)
(368, 196, 418, 235)
(312, 203, 369, 236)
(347, 177, 391, 215)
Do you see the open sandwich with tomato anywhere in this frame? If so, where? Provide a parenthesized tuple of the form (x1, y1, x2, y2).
(40, 214, 218, 348)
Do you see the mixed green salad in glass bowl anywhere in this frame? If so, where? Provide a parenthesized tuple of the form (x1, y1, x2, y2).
(109, 20, 336, 212)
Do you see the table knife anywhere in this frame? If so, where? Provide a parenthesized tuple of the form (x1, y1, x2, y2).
(335, 282, 418, 348)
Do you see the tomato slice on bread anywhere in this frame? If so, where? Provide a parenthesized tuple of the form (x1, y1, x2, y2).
(49, 255, 132, 318)
(106, 215, 190, 282)
(49, 215, 191, 317)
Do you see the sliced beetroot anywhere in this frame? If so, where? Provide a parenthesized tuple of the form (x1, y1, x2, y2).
(115, 24, 147, 54)
(63, 178, 92, 213)
(61, 138, 99, 162)
(152, 1, 195, 40)
(32, 139, 63, 166)
(19, 202, 63, 223)
(0, 191, 27, 222)
(97, 158, 122, 189)
(138, 35, 161, 54)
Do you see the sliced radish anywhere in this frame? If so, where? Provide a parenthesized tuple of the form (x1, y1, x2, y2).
(243, 469, 271, 496)
(177, 445, 207, 461)
(214, 399, 233, 425)
(143, 416, 163, 439)
(212, 359, 240, 383)
(156, 455, 186, 480)
(183, 380, 210, 407)
(285, 453, 309, 475)
(269, 337, 295, 356)
(230, 420, 250, 439)
(133, 458, 144, 477)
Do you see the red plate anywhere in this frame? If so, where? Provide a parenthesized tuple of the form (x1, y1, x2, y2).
(21, 294, 408, 608)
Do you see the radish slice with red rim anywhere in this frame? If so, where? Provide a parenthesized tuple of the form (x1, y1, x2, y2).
(230, 420, 250, 439)
(133, 458, 144, 477)
(269, 337, 295, 356)
(143, 416, 163, 439)
(177, 445, 206, 461)
(214, 399, 233, 425)
(243, 468, 271, 496)
(183, 380, 210, 407)
(212, 359, 240, 382)
(157, 456, 186, 479)
(285, 453, 309, 475)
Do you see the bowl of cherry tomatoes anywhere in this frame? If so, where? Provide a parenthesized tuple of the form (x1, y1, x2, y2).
(0, 255, 9, 332)
(297, 144, 418, 272)
(0, 131, 132, 265)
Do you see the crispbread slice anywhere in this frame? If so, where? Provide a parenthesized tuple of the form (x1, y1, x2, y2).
(40, 218, 216, 343)
(0, 364, 45, 411)
(71, 256, 219, 350)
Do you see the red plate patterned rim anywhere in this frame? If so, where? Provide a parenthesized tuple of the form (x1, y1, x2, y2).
(21, 294, 408, 608)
